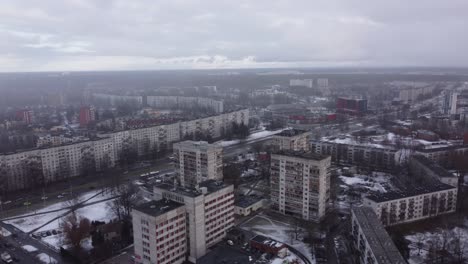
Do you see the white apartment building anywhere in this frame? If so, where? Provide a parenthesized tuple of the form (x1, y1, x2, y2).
(153, 180, 235, 263)
(173, 141, 223, 189)
(92, 93, 143, 106)
(310, 139, 401, 170)
(317, 78, 328, 88)
(0, 137, 116, 191)
(290, 79, 313, 88)
(147, 96, 224, 113)
(1, 109, 248, 192)
(132, 200, 187, 264)
(351, 207, 406, 264)
(270, 151, 331, 222)
(415, 145, 468, 168)
(270, 129, 312, 151)
(363, 183, 457, 226)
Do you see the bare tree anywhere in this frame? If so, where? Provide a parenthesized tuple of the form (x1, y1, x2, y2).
(110, 184, 137, 221)
(415, 233, 426, 256)
(60, 212, 91, 250)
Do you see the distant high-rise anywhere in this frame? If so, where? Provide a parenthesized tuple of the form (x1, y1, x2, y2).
(173, 141, 223, 188)
(289, 79, 313, 88)
(270, 151, 331, 221)
(16, 109, 34, 124)
(79, 106, 96, 127)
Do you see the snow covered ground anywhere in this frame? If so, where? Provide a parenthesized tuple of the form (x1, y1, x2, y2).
(216, 127, 286, 148)
(339, 171, 395, 193)
(405, 223, 468, 264)
(271, 254, 304, 264)
(22, 245, 38, 253)
(240, 215, 315, 264)
(36, 253, 57, 264)
(3, 190, 116, 233)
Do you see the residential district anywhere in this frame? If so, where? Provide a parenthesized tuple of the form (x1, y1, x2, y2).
(0, 71, 468, 264)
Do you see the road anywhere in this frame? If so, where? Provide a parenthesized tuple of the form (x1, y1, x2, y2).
(0, 223, 66, 263)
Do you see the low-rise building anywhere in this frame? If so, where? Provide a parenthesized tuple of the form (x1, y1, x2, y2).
(415, 145, 468, 168)
(270, 151, 331, 222)
(132, 200, 187, 264)
(351, 207, 406, 264)
(363, 182, 457, 226)
(234, 195, 265, 216)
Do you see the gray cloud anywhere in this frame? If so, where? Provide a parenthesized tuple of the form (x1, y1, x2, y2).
(1, 0, 468, 71)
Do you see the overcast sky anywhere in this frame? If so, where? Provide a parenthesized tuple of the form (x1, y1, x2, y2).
(1, 0, 468, 72)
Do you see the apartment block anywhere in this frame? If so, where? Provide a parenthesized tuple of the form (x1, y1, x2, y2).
(270, 129, 312, 151)
(289, 79, 313, 88)
(409, 155, 458, 187)
(147, 96, 224, 113)
(0, 137, 116, 191)
(153, 180, 235, 263)
(132, 200, 187, 264)
(415, 145, 468, 168)
(310, 140, 400, 170)
(270, 151, 331, 221)
(351, 207, 406, 264)
(363, 183, 457, 226)
(173, 141, 223, 189)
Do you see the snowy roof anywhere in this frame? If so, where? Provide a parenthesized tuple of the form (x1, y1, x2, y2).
(352, 207, 406, 264)
(133, 199, 184, 217)
(365, 182, 456, 203)
(272, 150, 329, 161)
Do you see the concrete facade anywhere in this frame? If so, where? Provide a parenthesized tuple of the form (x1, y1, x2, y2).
(173, 141, 223, 189)
(363, 184, 457, 226)
(270, 151, 331, 221)
(153, 181, 235, 263)
(270, 129, 312, 151)
(132, 200, 186, 264)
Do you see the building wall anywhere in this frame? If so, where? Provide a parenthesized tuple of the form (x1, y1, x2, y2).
(363, 188, 457, 226)
(234, 199, 264, 216)
(132, 206, 186, 264)
(1, 109, 248, 192)
(147, 96, 224, 113)
(271, 132, 312, 151)
(153, 184, 234, 263)
(270, 154, 331, 221)
(173, 141, 223, 189)
(310, 141, 399, 170)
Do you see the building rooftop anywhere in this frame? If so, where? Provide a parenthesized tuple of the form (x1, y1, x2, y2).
(415, 144, 468, 153)
(272, 150, 329, 161)
(352, 207, 406, 264)
(133, 199, 184, 217)
(274, 129, 310, 138)
(173, 140, 221, 151)
(411, 155, 456, 178)
(154, 179, 231, 198)
(235, 195, 264, 208)
(365, 182, 456, 203)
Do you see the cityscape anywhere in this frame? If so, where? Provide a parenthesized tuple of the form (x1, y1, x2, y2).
(1, 1, 468, 264)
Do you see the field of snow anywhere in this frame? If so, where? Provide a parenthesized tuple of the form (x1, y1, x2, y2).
(3, 190, 116, 233)
(240, 215, 315, 264)
(339, 171, 395, 193)
(405, 223, 468, 264)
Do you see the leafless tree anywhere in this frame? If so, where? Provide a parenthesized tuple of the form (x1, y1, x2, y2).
(415, 233, 426, 256)
(60, 212, 91, 250)
(110, 184, 137, 221)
